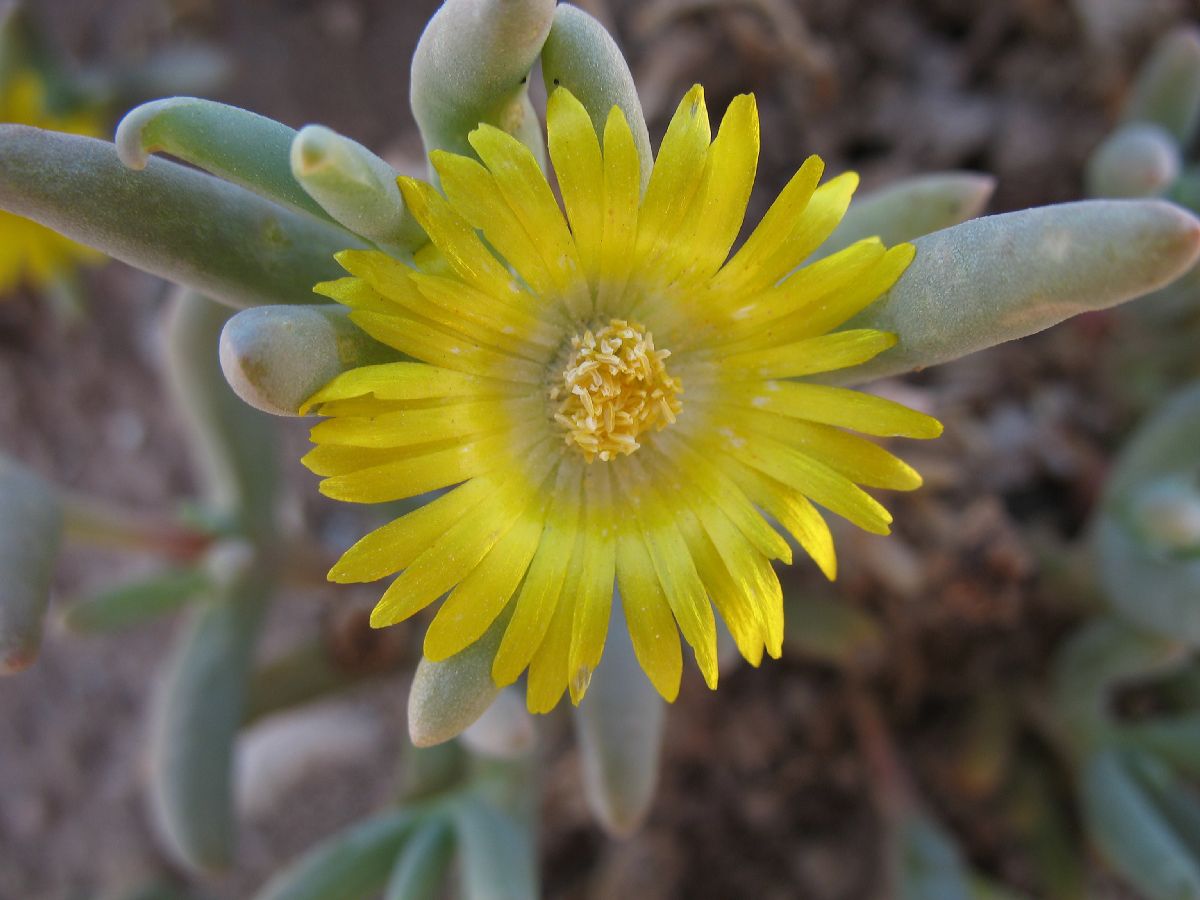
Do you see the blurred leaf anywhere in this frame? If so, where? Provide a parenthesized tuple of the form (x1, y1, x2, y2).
(1118, 714, 1200, 781)
(61, 567, 208, 635)
(400, 740, 469, 804)
(453, 794, 538, 900)
(817, 172, 996, 260)
(1093, 382, 1200, 642)
(461, 688, 535, 760)
(84, 45, 231, 108)
(573, 601, 664, 836)
(116, 98, 330, 220)
(219, 304, 400, 417)
(1052, 618, 1185, 751)
(411, 0, 556, 172)
(291, 125, 426, 254)
(163, 291, 279, 540)
(830, 200, 1200, 385)
(147, 560, 270, 872)
(254, 809, 420, 900)
(0, 127, 362, 308)
(0, 455, 62, 673)
(408, 610, 510, 748)
(384, 817, 455, 900)
(893, 810, 974, 900)
(1124, 26, 1200, 146)
(540, 3, 652, 187)
(243, 639, 374, 725)
(1086, 123, 1181, 199)
(1081, 748, 1200, 900)
(1006, 761, 1085, 900)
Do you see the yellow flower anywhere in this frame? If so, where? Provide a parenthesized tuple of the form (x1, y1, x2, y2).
(303, 86, 942, 712)
(0, 72, 104, 295)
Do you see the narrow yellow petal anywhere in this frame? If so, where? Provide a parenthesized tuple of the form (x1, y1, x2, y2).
(595, 105, 641, 314)
(615, 530, 683, 702)
(328, 478, 492, 583)
(723, 329, 897, 379)
(526, 534, 585, 713)
(468, 124, 590, 315)
(349, 310, 545, 384)
(731, 463, 838, 580)
(369, 487, 531, 627)
(547, 88, 604, 282)
(313, 275, 398, 314)
(493, 464, 581, 686)
(309, 398, 534, 449)
(733, 381, 942, 439)
(397, 177, 519, 300)
(713, 154, 823, 293)
(568, 465, 617, 704)
(302, 362, 506, 414)
(635, 85, 710, 271)
(724, 430, 893, 535)
(423, 505, 547, 661)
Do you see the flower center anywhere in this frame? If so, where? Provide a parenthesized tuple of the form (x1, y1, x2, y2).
(551, 318, 683, 462)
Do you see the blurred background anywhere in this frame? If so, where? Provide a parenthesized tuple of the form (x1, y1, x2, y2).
(3, 0, 1200, 897)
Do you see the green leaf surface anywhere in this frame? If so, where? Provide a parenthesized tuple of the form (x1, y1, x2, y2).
(453, 794, 538, 900)
(1086, 123, 1181, 199)
(410, 0, 556, 172)
(116, 98, 328, 219)
(254, 809, 420, 900)
(830, 200, 1200, 385)
(1124, 26, 1200, 146)
(894, 811, 975, 900)
(148, 561, 270, 872)
(817, 172, 996, 260)
(61, 567, 208, 635)
(0, 456, 62, 674)
(164, 292, 279, 539)
(383, 817, 455, 900)
(219, 304, 400, 417)
(0, 126, 363, 308)
(573, 599, 664, 836)
(540, 3, 652, 188)
(1081, 748, 1200, 900)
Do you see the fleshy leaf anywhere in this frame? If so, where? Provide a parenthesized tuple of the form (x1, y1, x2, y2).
(410, 0, 556, 172)
(291, 125, 427, 254)
(0, 126, 363, 308)
(572, 600, 665, 836)
(219, 304, 401, 417)
(452, 795, 538, 900)
(383, 818, 454, 900)
(253, 809, 419, 900)
(815, 172, 996, 261)
(540, 3, 653, 188)
(829, 200, 1200, 385)
(1086, 123, 1181, 199)
(116, 97, 329, 219)
(60, 567, 208, 635)
(0, 456, 62, 674)
(1123, 26, 1200, 146)
(147, 550, 269, 872)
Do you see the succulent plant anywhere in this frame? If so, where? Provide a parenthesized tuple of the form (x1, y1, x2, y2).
(3, 1, 1200, 895)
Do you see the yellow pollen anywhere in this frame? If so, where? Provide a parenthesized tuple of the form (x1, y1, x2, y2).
(551, 319, 683, 463)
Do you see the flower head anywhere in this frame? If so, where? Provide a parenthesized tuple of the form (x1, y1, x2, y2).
(303, 86, 941, 712)
(0, 72, 104, 295)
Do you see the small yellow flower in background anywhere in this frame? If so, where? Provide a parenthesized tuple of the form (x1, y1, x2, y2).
(0, 72, 104, 295)
(303, 85, 942, 712)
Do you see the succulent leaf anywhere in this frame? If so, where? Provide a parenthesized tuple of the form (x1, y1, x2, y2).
(115, 98, 328, 219)
(1086, 123, 1182, 199)
(290, 125, 427, 255)
(1123, 26, 1200, 146)
(253, 809, 420, 900)
(0, 455, 62, 674)
(572, 599, 665, 836)
(540, 3, 653, 188)
(816, 172, 996, 261)
(410, 0, 556, 172)
(60, 567, 208, 635)
(219, 303, 401, 417)
(0, 126, 362, 308)
(452, 794, 539, 900)
(830, 200, 1200, 385)
(383, 818, 455, 900)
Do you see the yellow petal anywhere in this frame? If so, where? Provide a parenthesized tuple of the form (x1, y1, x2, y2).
(526, 533, 585, 713)
(547, 88, 604, 283)
(302, 362, 506, 414)
(615, 529, 683, 702)
(309, 398, 533, 449)
(568, 465, 617, 704)
(732, 381, 942, 439)
(730, 463, 838, 580)
(423, 503, 548, 660)
(723, 329, 897, 379)
(328, 478, 493, 583)
(595, 105, 642, 314)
